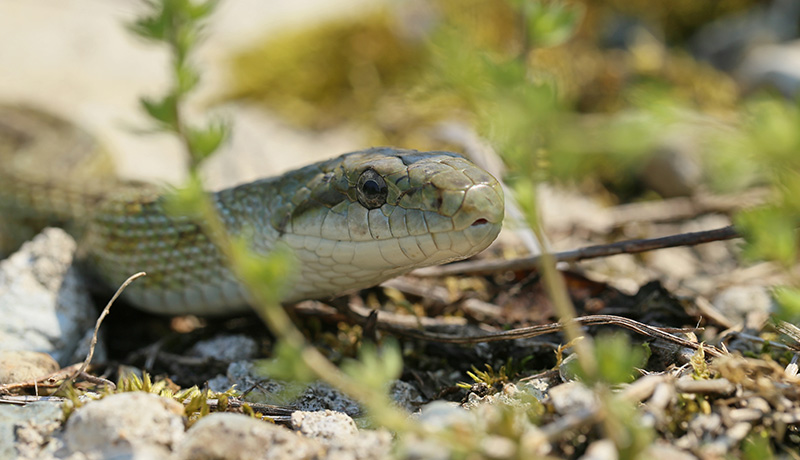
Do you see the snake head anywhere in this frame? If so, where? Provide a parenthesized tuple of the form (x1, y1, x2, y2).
(276, 147, 504, 301)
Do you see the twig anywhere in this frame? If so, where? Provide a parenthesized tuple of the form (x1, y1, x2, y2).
(413, 225, 741, 277)
(0, 363, 83, 394)
(773, 319, 800, 351)
(380, 314, 725, 357)
(310, 300, 726, 358)
(57, 272, 146, 393)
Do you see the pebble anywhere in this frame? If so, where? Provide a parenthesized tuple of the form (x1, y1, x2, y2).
(415, 400, 469, 429)
(0, 228, 98, 367)
(0, 401, 63, 460)
(0, 350, 60, 385)
(291, 409, 358, 441)
(641, 137, 703, 198)
(643, 441, 698, 460)
(388, 379, 424, 412)
(579, 439, 618, 460)
(188, 334, 259, 361)
(176, 412, 320, 460)
(211, 360, 362, 416)
(548, 381, 599, 415)
(712, 285, 773, 326)
(291, 410, 392, 459)
(62, 392, 185, 459)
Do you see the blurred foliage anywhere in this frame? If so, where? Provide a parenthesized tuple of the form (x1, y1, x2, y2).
(226, 0, 741, 192)
(564, 333, 649, 384)
(130, 0, 229, 168)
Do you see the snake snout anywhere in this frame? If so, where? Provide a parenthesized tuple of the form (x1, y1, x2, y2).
(471, 218, 489, 226)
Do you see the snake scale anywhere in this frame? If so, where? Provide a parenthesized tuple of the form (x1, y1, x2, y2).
(0, 106, 504, 315)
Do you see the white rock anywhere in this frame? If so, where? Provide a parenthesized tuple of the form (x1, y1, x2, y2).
(62, 392, 185, 459)
(291, 410, 392, 460)
(0, 401, 63, 460)
(548, 381, 599, 415)
(175, 412, 320, 460)
(0, 228, 97, 366)
(712, 285, 773, 326)
(291, 410, 358, 442)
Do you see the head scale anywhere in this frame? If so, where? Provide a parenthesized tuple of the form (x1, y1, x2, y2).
(276, 147, 504, 301)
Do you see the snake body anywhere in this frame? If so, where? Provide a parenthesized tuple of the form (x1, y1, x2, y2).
(0, 106, 504, 315)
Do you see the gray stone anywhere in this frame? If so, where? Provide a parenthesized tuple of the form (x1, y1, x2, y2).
(175, 412, 320, 460)
(0, 401, 63, 460)
(643, 441, 698, 460)
(414, 401, 469, 429)
(62, 392, 185, 459)
(291, 410, 358, 442)
(548, 381, 599, 415)
(291, 410, 392, 460)
(690, 0, 800, 71)
(0, 350, 60, 385)
(388, 379, 424, 413)
(641, 138, 703, 198)
(295, 382, 361, 416)
(188, 334, 259, 361)
(213, 361, 362, 416)
(737, 41, 800, 97)
(0, 228, 97, 367)
(712, 285, 773, 326)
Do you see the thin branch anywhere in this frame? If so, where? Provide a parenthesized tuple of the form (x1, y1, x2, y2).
(57, 271, 146, 393)
(378, 314, 724, 356)
(413, 225, 741, 277)
(299, 300, 726, 359)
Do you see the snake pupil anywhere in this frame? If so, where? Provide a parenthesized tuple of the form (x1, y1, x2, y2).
(363, 179, 380, 194)
(357, 169, 388, 209)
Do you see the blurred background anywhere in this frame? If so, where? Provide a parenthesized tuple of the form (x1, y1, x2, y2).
(3, 0, 800, 309)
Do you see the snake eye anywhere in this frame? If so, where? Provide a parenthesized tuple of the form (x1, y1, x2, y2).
(356, 169, 388, 209)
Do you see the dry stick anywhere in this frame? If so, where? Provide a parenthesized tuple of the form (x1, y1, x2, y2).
(413, 225, 741, 277)
(378, 314, 725, 357)
(56, 272, 146, 393)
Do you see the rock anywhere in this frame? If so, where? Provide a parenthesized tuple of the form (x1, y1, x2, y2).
(548, 381, 599, 415)
(644, 441, 698, 460)
(188, 334, 259, 361)
(415, 400, 469, 429)
(0, 228, 98, 367)
(175, 412, 320, 460)
(291, 410, 358, 441)
(737, 41, 800, 98)
(291, 410, 392, 460)
(62, 392, 185, 459)
(0, 350, 60, 385)
(641, 137, 703, 198)
(293, 382, 362, 416)
(712, 285, 773, 327)
(579, 439, 618, 460)
(388, 379, 424, 413)
(690, 0, 800, 71)
(519, 377, 554, 401)
(211, 361, 362, 416)
(0, 401, 63, 460)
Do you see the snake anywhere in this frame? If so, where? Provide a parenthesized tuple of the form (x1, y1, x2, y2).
(0, 106, 504, 315)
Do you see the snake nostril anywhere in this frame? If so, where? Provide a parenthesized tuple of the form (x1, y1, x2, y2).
(471, 218, 489, 226)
